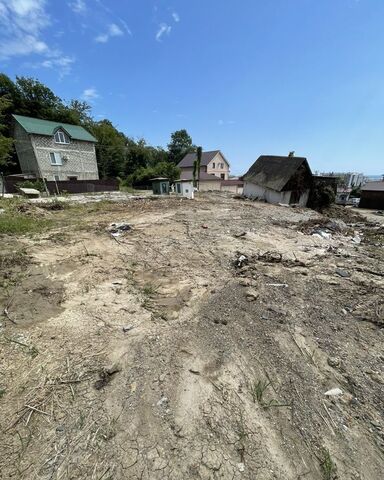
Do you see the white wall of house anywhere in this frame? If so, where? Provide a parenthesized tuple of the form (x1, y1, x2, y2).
(244, 182, 309, 206)
(221, 184, 243, 194)
(198, 180, 222, 191)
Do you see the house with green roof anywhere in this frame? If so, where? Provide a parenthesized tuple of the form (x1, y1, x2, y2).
(13, 114, 99, 182)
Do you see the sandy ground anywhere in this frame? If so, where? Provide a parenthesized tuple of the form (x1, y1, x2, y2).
(0, 192, 383, 480)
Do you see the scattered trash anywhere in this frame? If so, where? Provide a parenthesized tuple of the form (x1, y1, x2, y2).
(278, 203, 291, 208)
(266, 283, 288, 288)
(107, 222, 132, 237)
(352, 235, 361, 244)
(375, 210, 384, 216)
(122, 325, 134, 332)
(335, 269, 350, 278)
(324, 388, 343, 396)
(312, 230, 332, 240)
(157, 396, 169, 407)
(236, 254, 248, 268)
(237, 463, 245, 472)
(326, 219, 348, 232)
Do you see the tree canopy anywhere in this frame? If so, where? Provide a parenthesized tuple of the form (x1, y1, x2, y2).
(0, 73, 198, 184)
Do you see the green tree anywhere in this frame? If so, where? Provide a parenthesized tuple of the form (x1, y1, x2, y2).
(196, 146, 202, 189)
(167, 129, 195, 164)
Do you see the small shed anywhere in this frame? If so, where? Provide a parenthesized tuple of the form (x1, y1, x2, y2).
(151, 178, 170, 195)
(174, 179, 194, 199)
(359, 181, 384, 209)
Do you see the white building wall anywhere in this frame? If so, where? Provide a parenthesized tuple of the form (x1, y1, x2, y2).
(244, 182, 310, 206)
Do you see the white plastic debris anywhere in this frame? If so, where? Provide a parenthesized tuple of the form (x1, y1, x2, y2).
(237, 463, 245, 472)
(237, 254, 248, 267)
(324, 388, 343, 396)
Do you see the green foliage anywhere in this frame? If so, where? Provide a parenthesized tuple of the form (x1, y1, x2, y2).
(350, 186, 361, 198)
(0, 73, 197, 180)
(0, 135, 13, 169)
(124, 162, 180, 186)
(0, 213, 53, 235)
(16, 179, 45, 192)
(320, 448, 337, 480)
(309, 184, 336, 211)
(167, 129, 195, 164)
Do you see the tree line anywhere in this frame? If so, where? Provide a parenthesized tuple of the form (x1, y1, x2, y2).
(0, 74, 198, 185)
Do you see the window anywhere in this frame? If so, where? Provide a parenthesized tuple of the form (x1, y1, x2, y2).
(220, 163, 224, 169)
(212, 162, 216, 169)
(54, 130, 70, 144)
(176, 183, 181, 194)
(68, 176, 78, 181)
(50, 152, 62, 165)
(221, 174, 225, 179)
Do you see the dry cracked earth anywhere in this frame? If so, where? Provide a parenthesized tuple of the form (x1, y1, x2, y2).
(0, 192, 383, 480)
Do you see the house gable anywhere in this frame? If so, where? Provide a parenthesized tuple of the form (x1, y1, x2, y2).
(244, 155, 311, 192)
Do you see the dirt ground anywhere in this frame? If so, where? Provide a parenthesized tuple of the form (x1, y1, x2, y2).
(0, 192, 383, 480)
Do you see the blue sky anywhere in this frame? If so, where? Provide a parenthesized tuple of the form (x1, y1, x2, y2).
(1, 0, 383, 175)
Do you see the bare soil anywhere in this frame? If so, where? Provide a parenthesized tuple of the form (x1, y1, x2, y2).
(0, 193, 383, 480)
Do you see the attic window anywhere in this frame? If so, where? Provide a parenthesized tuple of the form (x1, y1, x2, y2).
(54, 130, 70, 144)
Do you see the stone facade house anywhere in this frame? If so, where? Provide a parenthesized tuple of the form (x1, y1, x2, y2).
(178, 150, 230, 181)
(13, 114, 98, 181)
(243, 155, 312, 206)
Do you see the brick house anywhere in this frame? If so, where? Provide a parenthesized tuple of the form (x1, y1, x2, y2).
(13, 114, 99, 181)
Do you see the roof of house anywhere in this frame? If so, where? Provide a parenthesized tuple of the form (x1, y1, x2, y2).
(221, 179, 244, 186)
(243, 155, 311, 192)
(178, 171, 222, 182)
(13, 114, 97, 142)
(361, 181, 384, 192)
(178, 150, 229, 168)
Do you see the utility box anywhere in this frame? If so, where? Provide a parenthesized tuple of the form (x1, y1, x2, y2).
(174, 179, 194, 199)
(151, 178, 170, 195)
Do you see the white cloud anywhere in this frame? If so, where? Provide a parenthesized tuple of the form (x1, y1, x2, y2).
(68, 0, 86, 14)
(82, 88, 99, 101)
(95, 22, 124, 43)
(156, 23, 171, 42)
(0, 0, 74, 76)
(172, 12, 180, 22)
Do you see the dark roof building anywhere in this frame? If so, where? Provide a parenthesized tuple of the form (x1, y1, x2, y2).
(360, 180, 384, 209)
(244, 155, 311, 191)
(178, 150, 226, 168)
(243, 155, 312, 206)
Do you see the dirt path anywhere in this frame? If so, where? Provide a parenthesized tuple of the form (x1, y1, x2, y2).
(0, 193, 383, 479)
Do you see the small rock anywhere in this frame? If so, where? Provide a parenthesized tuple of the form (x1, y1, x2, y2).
(336, 269, 350, 278)
(201, 224, 208, 229)
(239, 279, 251, 287)
(157, 396, 168, 407)
(327, 357, 341, 368)
(237, 463, 245, 472)
(122, 325, 134, 332)
(324, 387, 343, 396)
(245, 288, 259, 301)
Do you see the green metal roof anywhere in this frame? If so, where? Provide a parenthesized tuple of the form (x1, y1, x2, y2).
(12, 114, 97, 142)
